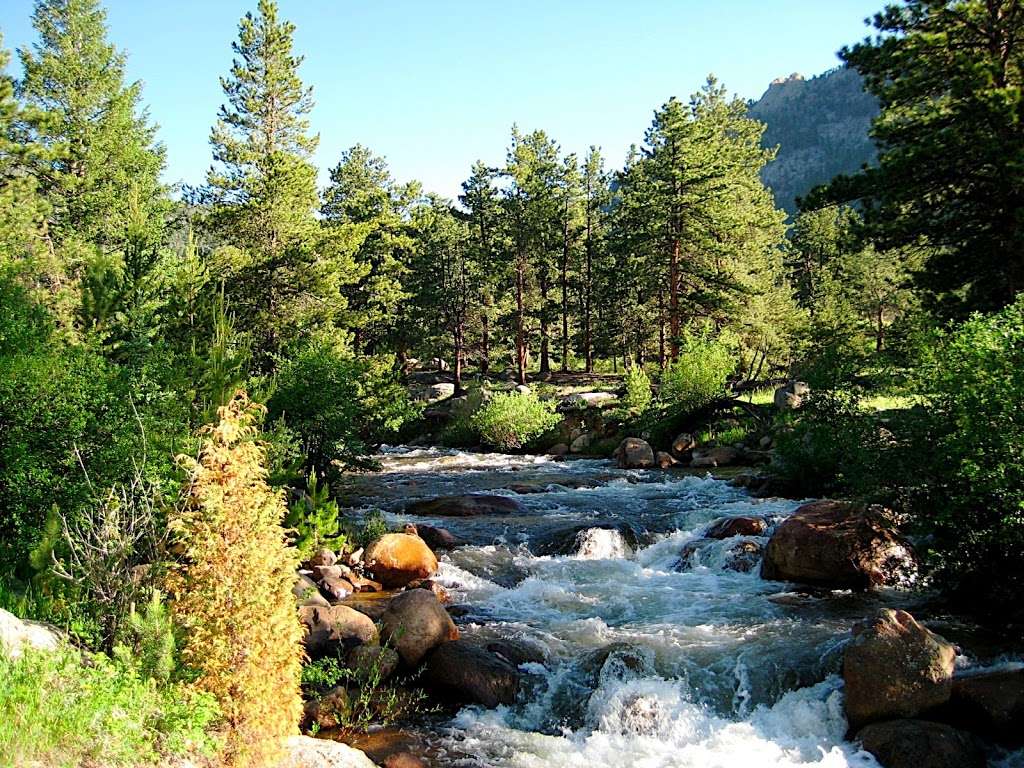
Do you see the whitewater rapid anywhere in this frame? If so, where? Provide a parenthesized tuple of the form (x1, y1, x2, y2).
(337, 447, 1024, 768)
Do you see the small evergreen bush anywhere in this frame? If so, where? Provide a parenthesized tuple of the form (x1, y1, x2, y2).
(623, 365, 652, 414)
(470, 391, 560, 451)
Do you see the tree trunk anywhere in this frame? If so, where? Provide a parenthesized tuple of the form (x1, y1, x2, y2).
(480, 312, 490, 375)
(539, 268, 551, 377)
(658, 288, 666, 369)
(453, 325, 465, 395)
(516, 255, 527, 385)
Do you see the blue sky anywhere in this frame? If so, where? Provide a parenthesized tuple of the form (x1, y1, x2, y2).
(1, 1, 882, 199)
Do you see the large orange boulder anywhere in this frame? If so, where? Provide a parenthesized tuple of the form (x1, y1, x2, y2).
(761, 500, 916, 589)
(364, 533, 438, 588)
(843, 609, 956, 730)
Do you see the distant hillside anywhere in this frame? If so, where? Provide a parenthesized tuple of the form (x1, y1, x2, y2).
(748, 67, 878, 215)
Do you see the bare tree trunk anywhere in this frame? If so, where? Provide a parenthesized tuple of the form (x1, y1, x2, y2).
(453, 325, 465, 395)
(516, 254, 527, 385)
(539, 268, 551, 377)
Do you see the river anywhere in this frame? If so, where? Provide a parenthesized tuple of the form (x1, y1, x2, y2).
(336, 446, 1024, 768)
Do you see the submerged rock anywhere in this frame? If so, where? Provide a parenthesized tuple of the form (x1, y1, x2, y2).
(843, 609, 956, 730)
(613, 437, 655, 469)
(364, 533, 438, 589)
(405, 494, 526, 517)
(423, 639, 521, 708)
(855, 719, 984, 768)
(761, 500, 916, 589)
(533, 522, 641, 557)
(704, 515, 768, 539)
(379, 589, 458, 667)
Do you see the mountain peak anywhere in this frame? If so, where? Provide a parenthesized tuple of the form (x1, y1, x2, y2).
(771, 72, 805, 86)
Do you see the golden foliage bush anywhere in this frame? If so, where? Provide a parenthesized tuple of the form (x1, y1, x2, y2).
(170, 392, 303, 767)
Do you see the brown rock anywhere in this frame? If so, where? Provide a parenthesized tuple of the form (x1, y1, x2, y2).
(656, 451, 677, 469)
(405, 494, 526, 517)
(379, 589, 459, 667)
(613, 437, 655, 469)
(281, 735, 377, 768)
(348, 573, 383, 593)
(855, 720, 984, 768)
(299, 604, 378, 657)
(690, 446, 741, 468)
(307, 548, 337, 568)
(945, 666, 1024, 746)
(424, 639, 521, 708)
(408, 579, 450, 603)
(364, 533, 438, 589)
(704, 515, 767, 539)
(416, 524, 463, 551)
(761, 500, 917, 589)
(383, 754, 428, 768)
(302, 685, 351, 730)
(548, 443, 570, 457)
(722, 539, 764, 573)
(319, 574, 355, 602)
(843, 609, 956, 730)
(671, 432, 697, 457)
(293, 573, 329, 607)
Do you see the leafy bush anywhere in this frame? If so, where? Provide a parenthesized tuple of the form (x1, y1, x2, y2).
(470, 390, 560, 451)
(170, 394, 302, 767)
(0, 645, 219, 767)
(659, 333, 736, 412)
(268, 343, 416, 478)
(350, 508, 389, 549)
(623, 365, 652, 414)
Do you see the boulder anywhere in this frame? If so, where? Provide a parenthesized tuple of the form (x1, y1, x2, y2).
(774, 380, 809, 411)
(415, 524, 464, 551)
(671, 432, 697, 457)
(302, 685, 351, 730)
(533, 522, 641, 557)
(855, 720, 984, 768)
(514, 384, 531, 395)
(299, 604, 378, 657)
(673, 538, 764, 573)
(346, 644, 400, 682)
(656, 451, 677, 469)
(405, 494, 526, 517)
(408, 578, 450, 603)
(293, 573, 330, 608)
(570, 432, 593, 453)
(562, 392, 617, 410)
(690, 446, 742, 468)
(418, 382, 455, 403)
(379, 589, 459, 667)
(613, 437, 655, 469)
(307, 548, 337, 568)
(280, 735, 377, 768)
(0, 608, 62, 658)
(843, 609, 956, 730)
(704, 515, 768, 539)
(944, 665, 1024, 746)
(761, 500, 916, 589)
(423, 639, 521, 708)
(364, 533, 438, 589)
(347, 573, 383, 593)
(547, 443, 570, 457)
(319, 574, 356, 602)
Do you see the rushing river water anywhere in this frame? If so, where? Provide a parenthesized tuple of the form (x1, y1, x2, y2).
(337, 447, 1024, 768)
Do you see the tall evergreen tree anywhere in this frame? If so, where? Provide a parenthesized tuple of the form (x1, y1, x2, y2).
(202, 0, 342, 370)
(579, 147, 610, 372)
(18, 0, 165, 257)
(813, 0, 1024, 317)
(460, 161, 503, 374)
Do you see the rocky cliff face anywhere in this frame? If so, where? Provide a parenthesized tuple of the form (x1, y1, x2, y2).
(749, 67, 878, 215)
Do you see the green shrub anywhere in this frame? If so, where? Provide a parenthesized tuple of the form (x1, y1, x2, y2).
(350, 509, 389, 549)
(285, 470, 346, 558)
(470, 391, 560, 451)
(623, 366, 652, 414)
(268, 343, 416, 478)
(659, 333, 736, 412)
(0, 645, 219, 767)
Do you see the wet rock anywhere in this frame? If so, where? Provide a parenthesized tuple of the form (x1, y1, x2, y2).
(722, 539, 764, 573)
(424, 639, 521, 708)
(281, 734, 377, 768)
(0, 607, 62, 658)
(347, 573, 383, 593)
(613, 437, 655, 469)
(364, 533, 438, 589)
(533, 523, 641, 557)
(855, 720, 984, 768)
(299, 604, 378, 658)
(671, 432, 697, 458)
(405, 494, 526, 517)
(415, 524, 464, 551)
(843, 609, 956, 730)
(293, 573, 329, 607)
(319, 574, 356, 602)
(704, 515, 768, 539)
(346, 644, 400, 682)
(774, 380, 809, 411)
(656, 451, 677, 469)
(379, 589, 459, 667)
(407, 578, 450, 603)
(690, 446, 742, 468)
(486, 638, 548, 667)
(941, 666, 1024, 746)
(580, 643, 655, 688)
(761, 500, 917, 589)
(342, 729, 430, 768)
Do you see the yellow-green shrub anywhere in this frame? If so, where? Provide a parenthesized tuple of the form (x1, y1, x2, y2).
(170, 393, 303, 767)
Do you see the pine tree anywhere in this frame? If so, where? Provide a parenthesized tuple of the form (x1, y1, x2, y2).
(459, 161, 503, 374)
(18, 0, 165, 258)
(202, 0, 341, 371)
(579, 147, 610, 372)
